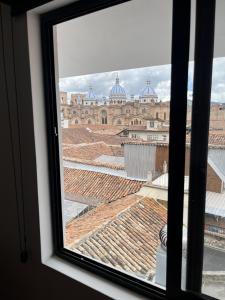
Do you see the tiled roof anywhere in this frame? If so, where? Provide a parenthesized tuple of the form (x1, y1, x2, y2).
(64, 168, 143, 204)
(68, 196, 167, 279)
(63, 142, 123, 160)
(65, 194, 141, 245)
(62, 127, 127, 145)
(186, 133, 225, 146)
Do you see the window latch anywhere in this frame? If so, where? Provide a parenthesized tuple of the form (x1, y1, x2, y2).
(54, 126, 58, 137)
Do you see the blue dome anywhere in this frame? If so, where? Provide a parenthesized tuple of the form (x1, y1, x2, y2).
(110, 75, 126, 97)
(140, 80, 156, 97)
(86, 86, 96, 100)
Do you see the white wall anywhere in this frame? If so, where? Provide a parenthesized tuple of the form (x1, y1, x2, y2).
(56, 0, 225, 78)
(56, 0, 173, 78)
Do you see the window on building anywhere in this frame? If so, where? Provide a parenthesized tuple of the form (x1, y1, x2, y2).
(101, 110, 107, 124)
(41, 0, 222, 299)
(150, 121, 154, 128)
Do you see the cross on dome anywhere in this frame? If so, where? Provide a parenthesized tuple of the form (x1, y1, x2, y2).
(115, 73, 120, 85)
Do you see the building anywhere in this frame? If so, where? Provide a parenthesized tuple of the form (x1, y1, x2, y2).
(118, 118, 169, 142)
(60, 77, 171, 126)
(66, 195, 167, 281)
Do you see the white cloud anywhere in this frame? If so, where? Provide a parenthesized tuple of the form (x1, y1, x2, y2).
(59, 57, 225, 103)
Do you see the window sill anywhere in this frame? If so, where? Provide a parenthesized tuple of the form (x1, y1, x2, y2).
(43, 255, 149, 300)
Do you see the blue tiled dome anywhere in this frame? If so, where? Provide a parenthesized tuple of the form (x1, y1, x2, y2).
(140, 80, 156, 97)
(110, 75, 126, 97)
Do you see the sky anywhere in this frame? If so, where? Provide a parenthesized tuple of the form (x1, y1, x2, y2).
(59, 57, 225, 102)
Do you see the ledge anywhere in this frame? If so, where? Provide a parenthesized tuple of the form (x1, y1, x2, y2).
(43, 255, 149, 300)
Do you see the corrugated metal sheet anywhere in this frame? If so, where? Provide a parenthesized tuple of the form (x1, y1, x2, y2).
(95, 155, 125, 165)
(208, 148, 225, 182)
(152, 174, 189, 192)
(63, 160, 127, 178)
(206, 191, 225, 218)
(124, 144, 156, 180)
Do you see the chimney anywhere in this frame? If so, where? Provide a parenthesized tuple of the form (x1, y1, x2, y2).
(163, 160, 168, 174)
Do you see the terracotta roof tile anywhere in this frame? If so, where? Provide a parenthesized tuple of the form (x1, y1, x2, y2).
(69, 124, 126, 135)
(186, 133, 225, 147)
(67, 196, 167, 279)
(62, 127, 127, 145)
(64, 168, 143, 204)
(65, 194, 141, 245)
(63, 142, 123, 160)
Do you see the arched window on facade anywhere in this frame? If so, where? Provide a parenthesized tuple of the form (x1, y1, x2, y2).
(117, 119, 122, 125)
(131, 121, 133, 125)
(88, 119, 92, 124)
(101, 110, 107, 124)
(139, 120, 142, 125)
(75, 119, 78, 124)
(164, 112, 166, 120)
(156, 112, 159, 119)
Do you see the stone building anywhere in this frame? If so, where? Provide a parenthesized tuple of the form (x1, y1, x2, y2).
(60, 76, 225, 129)
(60, 77, 171, 126)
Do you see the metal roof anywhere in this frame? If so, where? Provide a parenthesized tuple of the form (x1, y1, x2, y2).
(152, 173, 225, 218)
(208, 148, 225, 182)
(206, 191, 225, 218)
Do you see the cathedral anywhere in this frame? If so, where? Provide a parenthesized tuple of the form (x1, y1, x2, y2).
(60, 75, 171, 126)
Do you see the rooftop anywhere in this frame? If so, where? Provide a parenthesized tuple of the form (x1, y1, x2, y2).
(148, 173, 225, 218)
(63, 141, 123, 161)
(64, 168, 143, 204)
(186, 133, 225, 146)
(62, 127, 126, 145)
(67, 195, 166, 279)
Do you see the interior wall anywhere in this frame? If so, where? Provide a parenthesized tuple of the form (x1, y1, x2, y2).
(0, 3, 112, 299)
(56, 0, 173, 78)
(56, 0, 225, 79)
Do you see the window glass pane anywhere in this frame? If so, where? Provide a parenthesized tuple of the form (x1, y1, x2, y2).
(54, 0, 173, 287)
(202, 1, 225, 299)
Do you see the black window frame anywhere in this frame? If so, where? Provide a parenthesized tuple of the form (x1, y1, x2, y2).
(41, 0, 216, 299)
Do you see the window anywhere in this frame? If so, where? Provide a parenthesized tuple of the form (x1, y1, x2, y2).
(131, 133, 137, 139)
(101, 110, 107, 124)
(41, 0, 220, 299)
